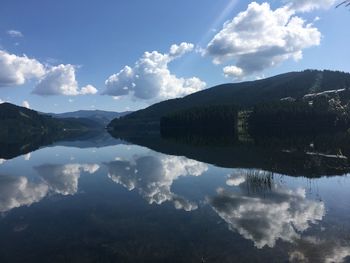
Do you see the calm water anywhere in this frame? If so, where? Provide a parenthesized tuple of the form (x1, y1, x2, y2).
(1, 133, 350, 262)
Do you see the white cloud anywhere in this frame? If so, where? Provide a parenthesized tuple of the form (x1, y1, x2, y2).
(103, 42, 206, 101)
(206, 2, 321, 78)
(169, 42, 194, 57)
(33, 64, 97, 96)
(0, 175, 49, 213)
(0, 50, 45, 87)
(285, 0, 336, 12)
(80, 84, 98, 95)
(209, 186, 325, 249)
(22, 100, 30, 109)
(7, 30, 23, 38)
(0, 50, 96, 96)
(223, 65, 244, 79)
(35, 163, 100, 196)
(106, 153, 208, 211)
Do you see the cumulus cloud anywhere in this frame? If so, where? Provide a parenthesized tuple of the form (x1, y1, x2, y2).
(35, 163, 100, 196)
(0, 50, 96, 96)
(206, 2, 321, 78)
(7, 30, 23, 38)
(0, 50, 45, 87)
(106, 153, 208, 211)
(80, 84, 98, 95)
(223, 65, 244, 79)
(285, 0, 336, 12)
(169, 42, 194, 57)
(103, 42, 206, 101)
(209, 185, 325, 249)
(22, 100, 30, 109)
(33, 64, 97, 96)
(0, 174, 49, 213)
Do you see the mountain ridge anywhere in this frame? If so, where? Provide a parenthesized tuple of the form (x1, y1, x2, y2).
(108, 69, 350, 131)
(47, 109, 132, 126)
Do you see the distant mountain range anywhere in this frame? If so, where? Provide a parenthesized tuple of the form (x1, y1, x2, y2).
(108, 70, 350, 131)
(48, 110, 132, 126)
(0, 103, 131, 159)
(0, 103, 99, 139)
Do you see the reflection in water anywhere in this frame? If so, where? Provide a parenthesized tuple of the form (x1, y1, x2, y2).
(0, 175, 48, 213)
(0, 163, 99, 213)
(209, 175, 325, 248)
(226, 169, 274, 194)
(226, 173, 246, 186)
(35, 164, 100, 195)
(24, 153, 31, 161)
(0, 136, 350, 262)
(290, 237, 350, 263)
(106, 154, 208, 211)
(119, 133, 350, 177)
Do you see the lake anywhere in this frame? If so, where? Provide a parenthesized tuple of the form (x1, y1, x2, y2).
(0, 132, 350, 263)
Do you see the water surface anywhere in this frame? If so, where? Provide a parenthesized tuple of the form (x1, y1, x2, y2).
(0, 133, 350, 262)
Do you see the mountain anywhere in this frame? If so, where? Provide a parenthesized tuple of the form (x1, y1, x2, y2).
(108, 70, 350, 132)
(0, 102, 101, 137)
(49, 110, 131, 126)
(0, 103, 105, 158)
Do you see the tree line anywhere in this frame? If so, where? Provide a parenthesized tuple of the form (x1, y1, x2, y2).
(160, 105, 238, 136)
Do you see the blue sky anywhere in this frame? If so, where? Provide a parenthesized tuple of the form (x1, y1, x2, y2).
(0, 0, 349, 113)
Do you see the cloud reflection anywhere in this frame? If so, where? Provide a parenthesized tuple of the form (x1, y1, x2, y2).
(0, 163, 99, 212)
(209, 184, 325, 249)
(35, 164, 100, 195)
(290, 236, 350, 263)
(0, 175, 48, 212)
(106, 154, 208, 211)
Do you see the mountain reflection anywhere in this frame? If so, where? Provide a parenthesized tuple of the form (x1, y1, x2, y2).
(209, 173, 325, 249)
(0, 163, 99, 212)
(105, 154, 208, 211)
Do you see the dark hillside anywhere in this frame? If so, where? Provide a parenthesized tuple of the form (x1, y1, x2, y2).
(109, 70, 350, 131)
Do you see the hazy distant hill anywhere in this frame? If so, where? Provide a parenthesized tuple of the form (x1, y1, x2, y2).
(50, 110, 131, 126)
(0, 103, 101, 142)
(108, 70, 350, 131)
(0, 103, 112, 159)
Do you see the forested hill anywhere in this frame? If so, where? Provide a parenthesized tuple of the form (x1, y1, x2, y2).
(0, 103, 101, 142)
(108, 70, 350, 130)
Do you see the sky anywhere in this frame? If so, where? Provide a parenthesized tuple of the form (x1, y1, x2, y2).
(0, 0, 349, 113)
